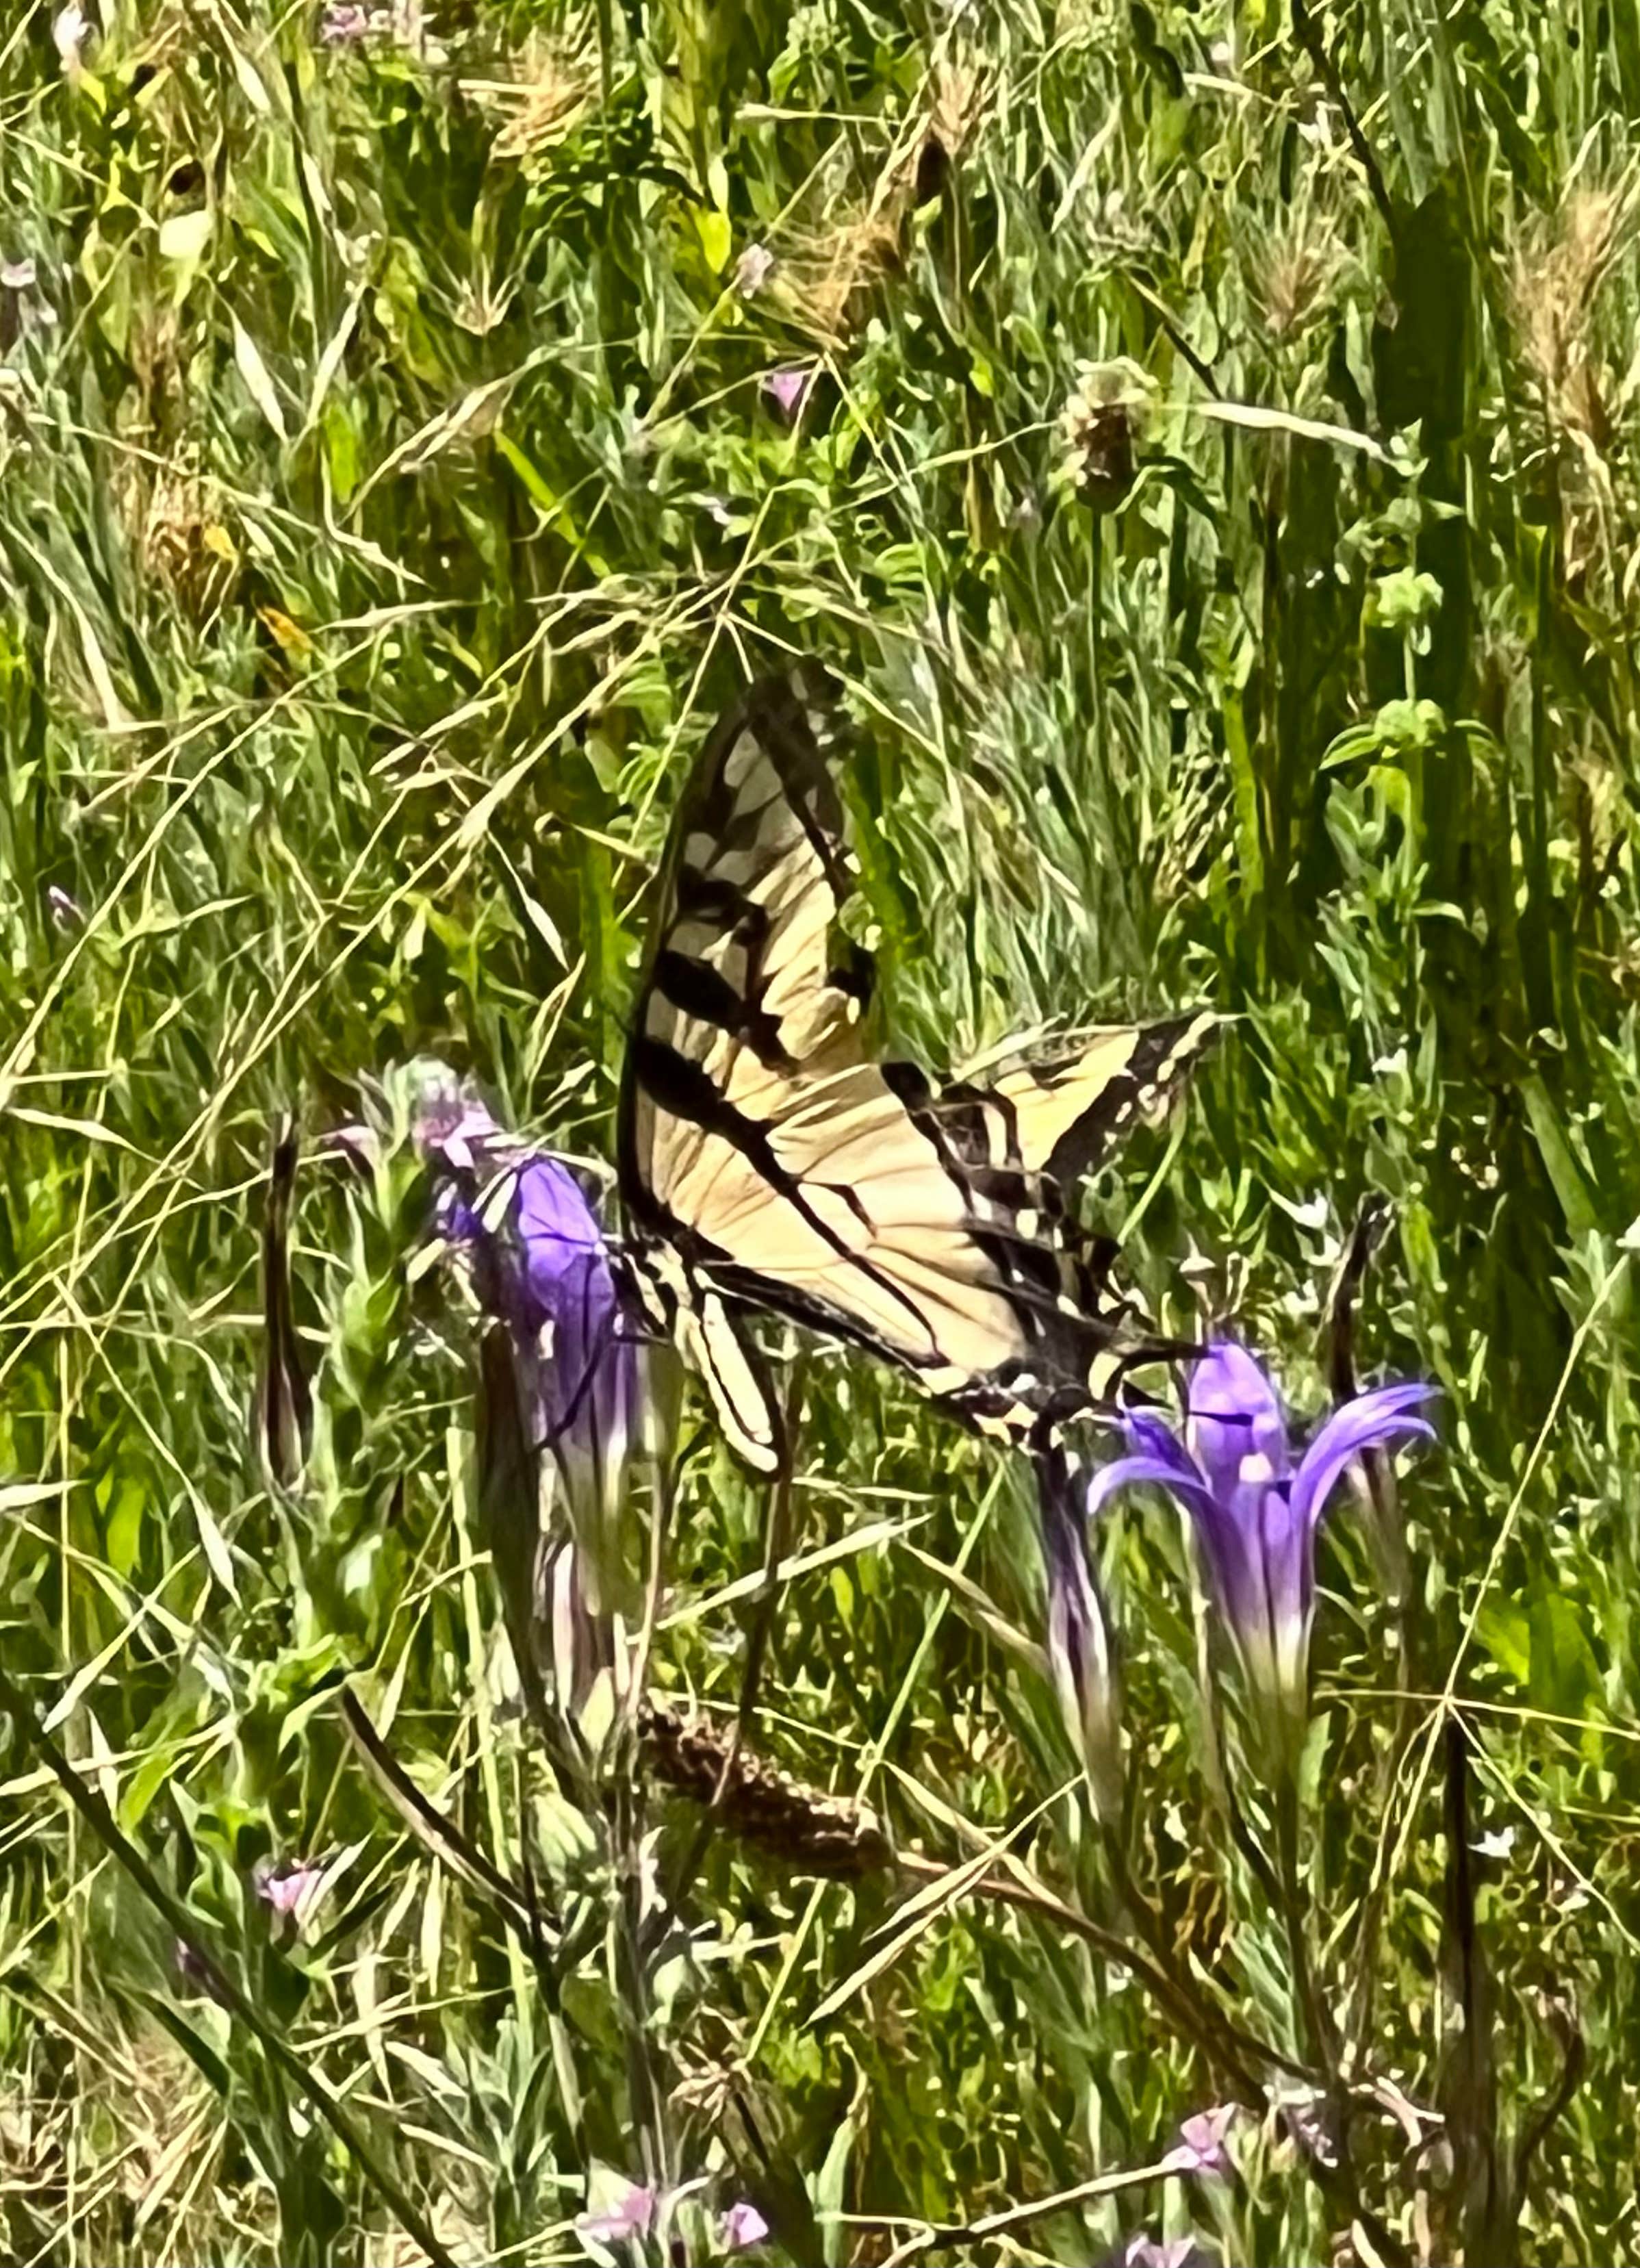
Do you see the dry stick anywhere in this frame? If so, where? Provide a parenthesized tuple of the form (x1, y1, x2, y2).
(1513, 1990, 1586, 2203)
(646, 1363, 804, 1954)
(339, 1687, 550, 1954)
(0, 1664, 458, 2268)
(255, 1114, 311, 1491)
(1331, 1201, 1420, 2078)
(1440, 1718, 1503, 2267)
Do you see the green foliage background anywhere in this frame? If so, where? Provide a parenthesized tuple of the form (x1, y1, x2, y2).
(4, 0, 1640, 2260)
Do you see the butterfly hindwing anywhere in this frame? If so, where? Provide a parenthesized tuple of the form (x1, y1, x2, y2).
(618, 668, 1212, 1472)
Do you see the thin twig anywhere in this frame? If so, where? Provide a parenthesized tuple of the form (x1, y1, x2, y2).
(1514, 1989, 1585, 2200)
(848, 2151, 1186, 2263)
(647, 1362, 804, 1950)
(339, 1686, 552, 1955)
(1441, 1719, 1504, 2266)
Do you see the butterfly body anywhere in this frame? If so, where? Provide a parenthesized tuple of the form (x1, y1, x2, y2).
(617, 666, 1213, 1473)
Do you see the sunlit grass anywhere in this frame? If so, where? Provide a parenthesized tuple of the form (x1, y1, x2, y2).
(3, 2, 1640, 2263)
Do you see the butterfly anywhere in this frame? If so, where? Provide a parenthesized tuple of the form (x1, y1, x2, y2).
(617, 663, 1214, 1474)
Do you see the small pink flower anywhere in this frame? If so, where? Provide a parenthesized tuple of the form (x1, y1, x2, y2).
(734, 244, 775, 297)
(319, 2, 370, 40)
(1124, 2241, 1214, 2268)
(254, 1859, 325, 1920)
(576, 2182, 655, 2245)
(762, 365, 812, 422)
(722, 2200, 769, 2251)
(1164, 2103, 1240, 2179)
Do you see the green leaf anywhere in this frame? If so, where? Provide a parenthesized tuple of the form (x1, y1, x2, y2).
(695, 206, 733, 274)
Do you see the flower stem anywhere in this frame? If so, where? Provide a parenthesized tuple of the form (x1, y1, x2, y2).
(1274, 1774, 1336, 2074)
(1099, 1824, 1279, 2098)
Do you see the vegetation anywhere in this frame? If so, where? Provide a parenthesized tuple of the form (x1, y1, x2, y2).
(3, 1, 1640, 2260)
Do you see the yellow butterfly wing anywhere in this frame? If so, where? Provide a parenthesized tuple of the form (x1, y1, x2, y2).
(617, 668, 1213, 1473)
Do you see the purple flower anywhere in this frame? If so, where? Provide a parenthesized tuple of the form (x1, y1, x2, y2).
(762, 364, 813, 422)
(253, 1858, 326, 1921)
(1089, 1342, 1435, 1761)
(1114, 2241, 1217, 2268)
(330, 1064, 643, 1630)
(721, 2200, 769, 2251)
(459, 1154, 639, 1609)
(405, 1060, 517, 1176)
(1038, 1453, 1123, 1823)
(1164, 2104, 1240, 2178)
(734, 244, 775, 297)
(318, 2, 370, 40)
(514, 1159, 635, 1456)
(576, 2180, 655, 2246)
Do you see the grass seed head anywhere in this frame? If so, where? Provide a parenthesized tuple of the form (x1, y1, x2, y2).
(1514, 183, 1630, 449)
(1060, 358, 1150, 511)
(477, 18, 598, 166)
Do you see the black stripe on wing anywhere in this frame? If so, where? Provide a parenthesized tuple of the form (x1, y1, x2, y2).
(674, 665, 856, 911)
(882, 1059, 1068, 1302)
(1036, 1013, 1218, 1184)
(649, 945, 795, 1067)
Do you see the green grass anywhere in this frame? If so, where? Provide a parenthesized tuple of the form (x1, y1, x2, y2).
(5, 1, 1640, 2262)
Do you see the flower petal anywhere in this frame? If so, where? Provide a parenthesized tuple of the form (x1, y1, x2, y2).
(577, 2182, 656, 2243)
(1086, 1451, 1217, 1521)
(1123, 1408, 1201, 1475)
(1290, 1383, 1437, 1536)
(1189, 1479, 1277, 1657)
(1166, 2103, 1241, 2178)
(1185, 1341, 1291, 1490)
(1254, 1481, 1312, 1664)
(513, 1159, 624, 1434)
(1041, 1457, 1123, 1820)
(723, 2201, 770, 2252)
